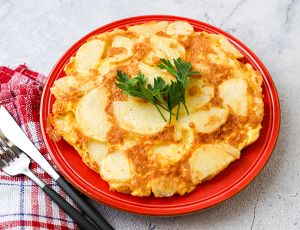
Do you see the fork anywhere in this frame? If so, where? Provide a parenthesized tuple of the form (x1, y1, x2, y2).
(0, 134, 99, 230)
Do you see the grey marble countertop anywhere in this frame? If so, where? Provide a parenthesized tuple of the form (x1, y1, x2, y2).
(0, 0, 298, 229)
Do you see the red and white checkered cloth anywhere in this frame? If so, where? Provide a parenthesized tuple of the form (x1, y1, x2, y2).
(0, 65, 79, 230)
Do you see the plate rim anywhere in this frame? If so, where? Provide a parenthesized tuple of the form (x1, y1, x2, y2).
(40, 15, 281, 216)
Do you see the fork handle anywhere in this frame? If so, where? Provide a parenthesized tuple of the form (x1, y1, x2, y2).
(24, 170, 98, 230)
(43, 185, 98, 230)
(56, 177, 114, 230)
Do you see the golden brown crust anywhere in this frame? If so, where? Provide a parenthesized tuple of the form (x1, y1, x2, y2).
(189, 33, 216, 58)
(132, 38, 152, 61)
(46, 115, 61, 142)
(188, 85, 201, 97)
(106, 125, 126, 145)
(177, 34, 191, 49)
(152, 57, 162, 65)
(72, 127, 88, 149)
(155, 31, 169, 37)
(108, 47, 128, 57)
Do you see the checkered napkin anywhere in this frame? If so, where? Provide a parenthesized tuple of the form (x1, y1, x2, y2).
(0, 65, 79, 230)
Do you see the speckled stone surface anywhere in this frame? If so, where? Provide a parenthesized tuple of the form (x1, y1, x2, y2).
(0, 0, 298, 229)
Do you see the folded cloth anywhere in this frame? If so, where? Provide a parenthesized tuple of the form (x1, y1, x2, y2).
(0, 65, 79, 230)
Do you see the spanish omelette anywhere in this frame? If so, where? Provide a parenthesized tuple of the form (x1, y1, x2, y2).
(47, 21, 264, 197)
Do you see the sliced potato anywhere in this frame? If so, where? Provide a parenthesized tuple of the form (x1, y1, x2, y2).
(189, 144, 235, 184)
(75, 39, 107, 71)
(150, 131, 191, 163)
(192, 63, 208, 71)
(50, 85, 61, 99)
(137, 62, 174, 86)
(98, 62, 117, 75)
(118, 133, 139, 152)
(151, 143, 183, 163)
(178, 107, 229, 133)
(142, 45, 169, 66)
(219, 37, 244, 58)
(183, 78, 214, 113)
(100, 150, 132, 183)
(128, 21, 169, 38)
(86, 139, 109, 172)
(210, 44, 228, 63)
(208, 33, 223, 43)
(107, 36, 134, 63)
(151, 178, 177, 197)
(166, 21, 194, 36)
(219, 78, 249, 116)
(52, 75, 102, 97)
(113, 100, 168, 134)
(76, 86, 111, 142)
(51, 76, 69, 98)
(214, 143, 241, 159)
(150, 35, 186, 63)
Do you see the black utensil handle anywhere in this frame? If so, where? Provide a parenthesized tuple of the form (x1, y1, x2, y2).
(43, 185, 98, 230)
(56, 177, 114, 230)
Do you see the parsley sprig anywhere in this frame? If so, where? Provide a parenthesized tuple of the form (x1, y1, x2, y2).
(115, 57, 200, 123)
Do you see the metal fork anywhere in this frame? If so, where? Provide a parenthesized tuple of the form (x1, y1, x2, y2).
(0, 133, 98, 230)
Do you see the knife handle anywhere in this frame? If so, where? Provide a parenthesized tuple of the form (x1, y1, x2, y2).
(56, 177, 114, 230)
(24, 168, 97, 230)
(43, 185, 98, 230)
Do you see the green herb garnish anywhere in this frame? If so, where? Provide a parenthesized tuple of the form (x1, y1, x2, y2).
(115, 57, 200, 123)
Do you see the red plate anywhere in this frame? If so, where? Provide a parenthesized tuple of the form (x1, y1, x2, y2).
(40, 15, 280, 216)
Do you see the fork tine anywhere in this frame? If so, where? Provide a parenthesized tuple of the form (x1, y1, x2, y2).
(0, 137, 18, 161)
(0, 143, 17, 161)
(0, 131, 22, 156)
(0, 146, 12, 164)
(0, 156, 7, 168)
